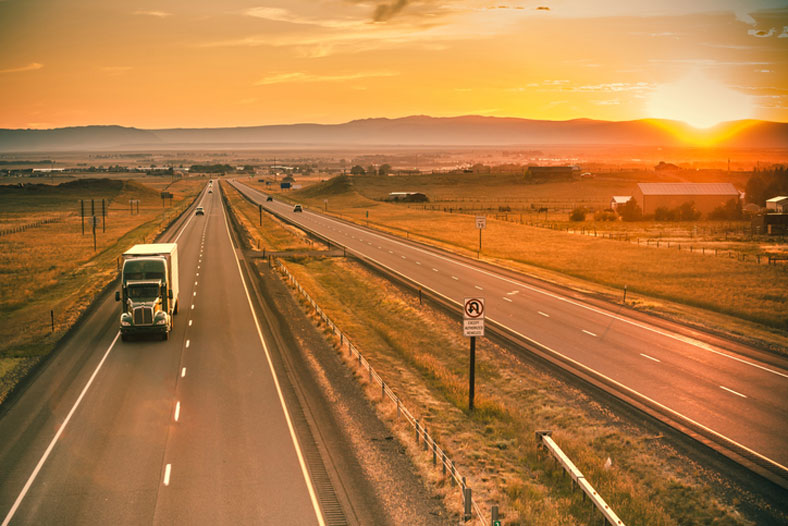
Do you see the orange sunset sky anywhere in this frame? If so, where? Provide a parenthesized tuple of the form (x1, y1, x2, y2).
(1, 0, 786, 130)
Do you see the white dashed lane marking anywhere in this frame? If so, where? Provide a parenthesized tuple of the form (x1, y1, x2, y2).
(582, 330, 597, 337)
(720, 385, 747, 398)
(640, 353, 661, 363)
(538, 311, 550, 317)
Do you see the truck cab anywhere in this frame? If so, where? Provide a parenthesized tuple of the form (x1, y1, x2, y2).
(116, 244, 179, 341)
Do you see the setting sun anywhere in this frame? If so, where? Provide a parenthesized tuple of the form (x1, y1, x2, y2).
(647, 71, 754, 129)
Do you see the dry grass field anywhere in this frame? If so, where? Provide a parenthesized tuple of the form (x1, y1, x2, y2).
(279, 256, 761, 526)
(247, 174, 788, 348)
(0, 177, 203, 404)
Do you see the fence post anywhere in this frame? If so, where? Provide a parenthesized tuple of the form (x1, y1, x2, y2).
(491, 505, 499, 526)
(464, 487, 472, 522)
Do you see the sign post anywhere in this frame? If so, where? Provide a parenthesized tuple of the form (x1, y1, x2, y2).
(475, 216, 486, 258)
(463, 297, 485, 411)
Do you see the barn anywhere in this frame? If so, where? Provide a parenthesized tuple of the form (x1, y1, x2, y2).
(632, 183, 740, 216)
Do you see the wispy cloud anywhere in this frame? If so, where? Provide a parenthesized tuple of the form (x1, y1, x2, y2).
(244, 7, 358, 29)
(0, 62, 43, 74)
(254, 70, 397, 86)
(133, 10, 171, 18)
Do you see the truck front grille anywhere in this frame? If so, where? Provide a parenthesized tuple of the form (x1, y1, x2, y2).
(133, 307, 153, 325)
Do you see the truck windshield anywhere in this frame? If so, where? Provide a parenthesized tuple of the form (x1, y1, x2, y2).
(123, 259, 166, 281)
(128, 285, 160, 301)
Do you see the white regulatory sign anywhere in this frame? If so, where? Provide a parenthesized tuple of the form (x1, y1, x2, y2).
(475, 216, 486, 230)
(463, 297, 485, 337)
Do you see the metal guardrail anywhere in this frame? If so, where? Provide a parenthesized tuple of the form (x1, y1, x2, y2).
(277, 260, 488, 525)
(536, 431, 625, 526)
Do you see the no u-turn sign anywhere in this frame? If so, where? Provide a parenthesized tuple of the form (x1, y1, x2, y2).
(463, 297, 485, 337)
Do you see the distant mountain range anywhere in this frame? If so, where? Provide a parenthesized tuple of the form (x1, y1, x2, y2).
(0, 115, 786, 151)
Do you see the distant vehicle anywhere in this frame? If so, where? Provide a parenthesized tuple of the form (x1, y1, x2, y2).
(208, 189, 213, 193)
(115, 244, 179, 341)
(266, 196, 273, 202)
(293, 204, 303, 212)
(195, 207, 205, 215)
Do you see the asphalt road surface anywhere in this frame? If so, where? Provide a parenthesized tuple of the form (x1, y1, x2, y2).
(232, 179, 788, 477)
(0, 187, 324, 525)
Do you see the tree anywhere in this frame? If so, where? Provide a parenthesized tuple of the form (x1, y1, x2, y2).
(618, 199, 642, 222)
(709, 198, 742, 220)
(676, 201, 701, 221)
(366, 165, 377, 176)
(350, 165, 365, 175)
(378, 163, 392, 176)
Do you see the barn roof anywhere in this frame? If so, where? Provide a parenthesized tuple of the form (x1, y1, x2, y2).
(637, 183, 739, 196)
(766, 196, 788, 203)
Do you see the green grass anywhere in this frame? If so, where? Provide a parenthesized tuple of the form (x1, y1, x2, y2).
(280, 256, 759, 526)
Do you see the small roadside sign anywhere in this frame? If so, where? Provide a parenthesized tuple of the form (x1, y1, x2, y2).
(463, 297, 485, 337)
(475, 216, 486, 229)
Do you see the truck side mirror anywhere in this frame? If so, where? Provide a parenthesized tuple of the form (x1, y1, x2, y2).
(115, 291, 120, 301)
(168, 290, 173, 299)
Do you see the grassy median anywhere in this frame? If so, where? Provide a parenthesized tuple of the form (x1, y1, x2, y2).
(279, 256, 761, 525)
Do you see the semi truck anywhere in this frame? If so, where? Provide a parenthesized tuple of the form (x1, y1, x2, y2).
(115, 243, 179, 341)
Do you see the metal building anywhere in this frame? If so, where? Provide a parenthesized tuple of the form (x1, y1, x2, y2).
(632, 183, 740, 215)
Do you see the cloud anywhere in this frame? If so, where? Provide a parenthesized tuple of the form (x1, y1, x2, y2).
(254, 70, 397, 86)
(133, 10, 171, 17)
(748, 27, 776, 37)
(0, 62, 43, 74)
(244, 7, 358, 29)
(373, 0, 409, 22)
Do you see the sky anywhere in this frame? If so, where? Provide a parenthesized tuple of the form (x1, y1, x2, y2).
(0, 0, 786, 129)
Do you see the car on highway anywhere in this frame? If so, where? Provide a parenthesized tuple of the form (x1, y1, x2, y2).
(195, 207, 205, 215)
(208, 189, 213, 194)
(293, 204, 303, 212)
(266, 196, 273, 202)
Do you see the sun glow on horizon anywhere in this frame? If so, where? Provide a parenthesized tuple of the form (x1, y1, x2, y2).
(647, 71, 754, 130)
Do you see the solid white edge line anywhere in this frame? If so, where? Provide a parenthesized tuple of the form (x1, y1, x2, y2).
(2, 332, 121, 526)
(220, 194, 326, 526)
(720, 385, 748, 398)
(640, 353, 661, 363)
(236, 178, 785, 380)
(163, 464, 171, 486)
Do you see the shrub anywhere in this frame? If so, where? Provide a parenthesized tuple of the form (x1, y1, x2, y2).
(709, 199, 742, 220)
(569, 207, 587, 221)
(594, 209, 617, 221)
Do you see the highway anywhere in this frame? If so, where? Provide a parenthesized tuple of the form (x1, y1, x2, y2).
(231, 179, 788, 482)
(0, 187, 325, 525)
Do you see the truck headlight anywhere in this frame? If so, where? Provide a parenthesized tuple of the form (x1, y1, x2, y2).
(155, 313, 168, 325)
(121, 315, 131, 327)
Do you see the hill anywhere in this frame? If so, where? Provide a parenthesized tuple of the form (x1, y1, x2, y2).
(0, 116, 786, 151)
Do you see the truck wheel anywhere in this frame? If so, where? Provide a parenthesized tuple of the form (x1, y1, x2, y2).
(162, 331, 169, 341)
(174, 301, 179, 315)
